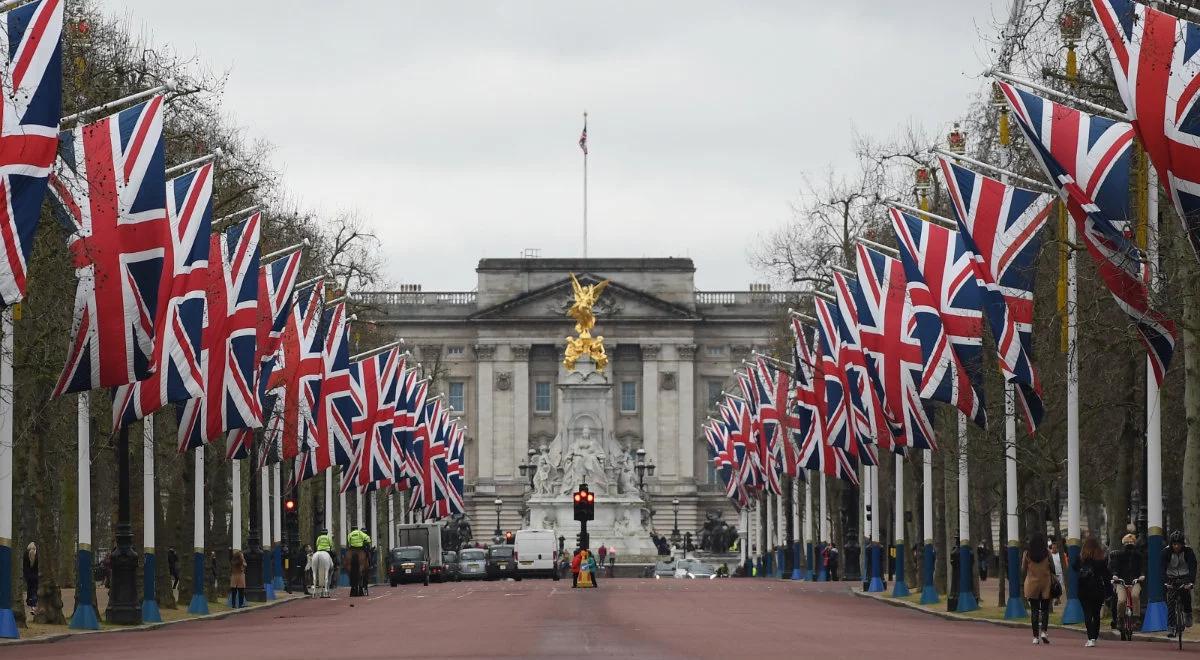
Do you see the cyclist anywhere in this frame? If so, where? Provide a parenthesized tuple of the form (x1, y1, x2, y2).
(1162, 530, 1197, 638)
(1107, 533, 1143, 629)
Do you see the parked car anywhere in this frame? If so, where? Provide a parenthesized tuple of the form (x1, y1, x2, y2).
(514, 529, 559, 580)
(432, 550, 460, 582)
(651, 559, 677, 579)
(458, 548, 488, 580)
(388, 546, 430, 586)
(486, 544, 520, 581)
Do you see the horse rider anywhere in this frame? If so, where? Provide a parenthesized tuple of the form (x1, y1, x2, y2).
(314, 529, 335, 587)
(347, 526, 373, 596)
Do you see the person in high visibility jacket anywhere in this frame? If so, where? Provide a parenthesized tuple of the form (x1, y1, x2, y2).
(315, 529, 334, 553)
(348, 527, 371, 549)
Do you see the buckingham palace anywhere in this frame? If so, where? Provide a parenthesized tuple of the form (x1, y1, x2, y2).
(358, 257, 787, 543)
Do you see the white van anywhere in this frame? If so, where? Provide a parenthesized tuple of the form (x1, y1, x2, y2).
(514, 528, 560, 580)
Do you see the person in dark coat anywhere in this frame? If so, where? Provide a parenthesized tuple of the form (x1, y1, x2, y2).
(1071, 536, 1112, 647)
(1107, 533, 1143, 629)
(1163, 530, 1198, 638)
(22, 542, 37, 609)
(168, 547, 179, 590)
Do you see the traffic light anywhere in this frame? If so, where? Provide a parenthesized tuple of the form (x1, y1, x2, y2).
(573, 486, 595, 522)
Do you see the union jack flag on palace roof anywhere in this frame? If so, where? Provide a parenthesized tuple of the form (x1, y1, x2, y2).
(1092, 0, 1200, 264)
(266, 278, 326, 462)
(176, 215, 260, 452)
(49, 96, 169, 396)
(854, 244, 937, 451)
(234, 249, 301, 462)
(940, 157, 1052, 434)
(1000, 81, 1177, 383)
(0, 0, 62, 306)
(343, 346, 400, 493)
(891, 207, 987, 427)
(112, 164, 212, 429)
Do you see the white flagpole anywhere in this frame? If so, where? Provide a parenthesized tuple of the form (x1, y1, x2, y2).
(1004, 384, 1024, 617)
(893, 453, 909, 596)
(955, 411, 976, 610)
(356, 489, 364, 529)
(188, 447, 208, 614)
(259, 464, 271, 596)
(141, 415, 160, 621)
(1143, 164, 1168, 632)
(387, 493, 395, 549)
(0, 307, 14, 637)
(324, 470, 333, 535)
(921, 449, 937, 603)
(231, 460, 242, 550)
(869, 463, 882, 591)
(803, 477, 813, 579)
(765, 491, 774, 572)
(1059, 191, 1085, 624)
(819, 471, 829, 581)
(582, 111, 588, 259)
(271, 463, 282, 589)
(69, 392, 98, 629)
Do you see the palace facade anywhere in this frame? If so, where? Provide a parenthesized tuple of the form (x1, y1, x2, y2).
(358, 257, 789, 541)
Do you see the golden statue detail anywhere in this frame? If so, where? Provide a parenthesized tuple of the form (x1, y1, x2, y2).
(563, 274, 610, 372)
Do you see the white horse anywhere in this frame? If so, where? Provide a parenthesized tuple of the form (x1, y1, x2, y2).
(306, 550, 334, 598)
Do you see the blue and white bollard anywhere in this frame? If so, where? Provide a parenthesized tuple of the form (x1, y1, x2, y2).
(955, 544, 978, 612)
(1142, 532, 1167, 632)
(892, 542, 910, 597)
(920, 542, 938, 604)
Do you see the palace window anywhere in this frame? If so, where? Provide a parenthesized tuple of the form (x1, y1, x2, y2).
(706, 345, 725, 357)
(534, 381, 552, 414)
(446, 345, 465, 356)
(620, 381, 638, 413)
(448, 381, 466, 413)
(707, 380, 724, 410)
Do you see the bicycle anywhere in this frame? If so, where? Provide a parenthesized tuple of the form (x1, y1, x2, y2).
(1165, 579, 1193, 650)
(1112, 577, 1143, 641)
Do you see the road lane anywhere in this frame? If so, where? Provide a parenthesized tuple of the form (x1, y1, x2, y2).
(2, 580, 1192, 659)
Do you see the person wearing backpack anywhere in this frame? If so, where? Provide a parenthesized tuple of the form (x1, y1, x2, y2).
(1072, 536, 1113, 647)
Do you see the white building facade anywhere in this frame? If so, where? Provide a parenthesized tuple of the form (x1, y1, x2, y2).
(359, 258, 787, 540)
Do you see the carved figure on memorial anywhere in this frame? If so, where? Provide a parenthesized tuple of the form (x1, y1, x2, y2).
(563, 274, 610, 371)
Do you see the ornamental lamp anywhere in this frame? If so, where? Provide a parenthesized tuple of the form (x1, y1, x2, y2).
(914, 167, 932, 212)
(947, 123, 967, 156)
(1059, 9, 1082, 82)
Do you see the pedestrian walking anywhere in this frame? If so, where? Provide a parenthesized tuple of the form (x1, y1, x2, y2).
(229, 550, 247, 608)
(586, 550, 600, 588)
(209, 550, 220, 596)
(168, 546, 179, 590)
(22, 542, 37, 610)
(977, 543, 989, 581)
(1072, 536, 1112, 647)
(570, 548, 582, 588)
(827, 543, 840, 581)
(1023, 531, 1055, 645)
(597, 544, 607, 569)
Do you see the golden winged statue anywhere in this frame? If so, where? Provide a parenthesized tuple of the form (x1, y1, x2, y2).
(563, 274, 610, 371)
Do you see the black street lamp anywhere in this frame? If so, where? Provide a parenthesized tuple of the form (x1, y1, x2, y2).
(671, 498, 681, 545)
(518, 448, 539, 490)
(634, 448, 656, 491)
(244, 434, 265, 602)
(494, 498, 503, 537)
(105, 426, 140, 624)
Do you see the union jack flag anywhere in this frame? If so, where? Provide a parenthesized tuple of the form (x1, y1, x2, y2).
(0, 0, 62, 306)
(294, 300, 352, 486)
(49, 96, 169, 395)
(445, 419, 466, 515)
(854, 244, 937, 450)
(1000, 81, 1177, 383)
(234, 250, 301, 462)
(791, 317, 858, 484)
(393, 365, 426, 491)
(735, 371, 765, 492)
(342, 347, 400, 493)
(112, 164, 212, 429)
(716, 400, 754, 505)
(424, 404, 456, 519)
(1092, 0, 1200, 263)
(176, 215, 261, 451)
(318, 301, 357, 469)
(890, 208, 987, 427)
(266, 279, 326, 462)
(940, 157, 1052, 433)
(749, 358, 783, 494)
(833, 272, 894, 452)
(705, 419, 749, 508)
(813, 298, 856, 455)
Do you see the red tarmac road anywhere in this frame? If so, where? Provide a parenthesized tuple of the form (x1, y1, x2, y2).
(2, 579, 1195, 659)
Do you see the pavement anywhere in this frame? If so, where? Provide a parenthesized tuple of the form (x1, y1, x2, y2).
(2, 578, 1195, 659)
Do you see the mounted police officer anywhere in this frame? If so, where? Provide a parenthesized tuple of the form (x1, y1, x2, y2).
(347, 526, 373, 596)
(315, 528, 336, 587)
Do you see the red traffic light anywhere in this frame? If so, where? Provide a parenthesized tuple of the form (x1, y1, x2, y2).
(573, 493, 582, 503)
(284, 499, 296, 511)
(586, 493, 594, 503)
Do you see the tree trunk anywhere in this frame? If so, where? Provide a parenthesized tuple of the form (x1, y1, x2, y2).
(177, 454, 195, 606)
(1182, 272, 1200, 547)
(31, 428, 64, 624)
(942, 432, 957, 594)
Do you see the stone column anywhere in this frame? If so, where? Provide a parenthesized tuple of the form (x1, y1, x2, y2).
(474, 344, 496, 482)
(640, 344, 660, 474)
(511, 345, 531, 483)
(676, 344, 696, 483)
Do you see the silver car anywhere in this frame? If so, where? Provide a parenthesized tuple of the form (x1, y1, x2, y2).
(458, 548, 488, 580)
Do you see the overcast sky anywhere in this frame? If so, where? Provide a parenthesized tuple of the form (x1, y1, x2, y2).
(110, 0, 1010, 291)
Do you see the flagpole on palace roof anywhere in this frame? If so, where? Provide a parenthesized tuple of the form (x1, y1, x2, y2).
(580, 111, 588, 259)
